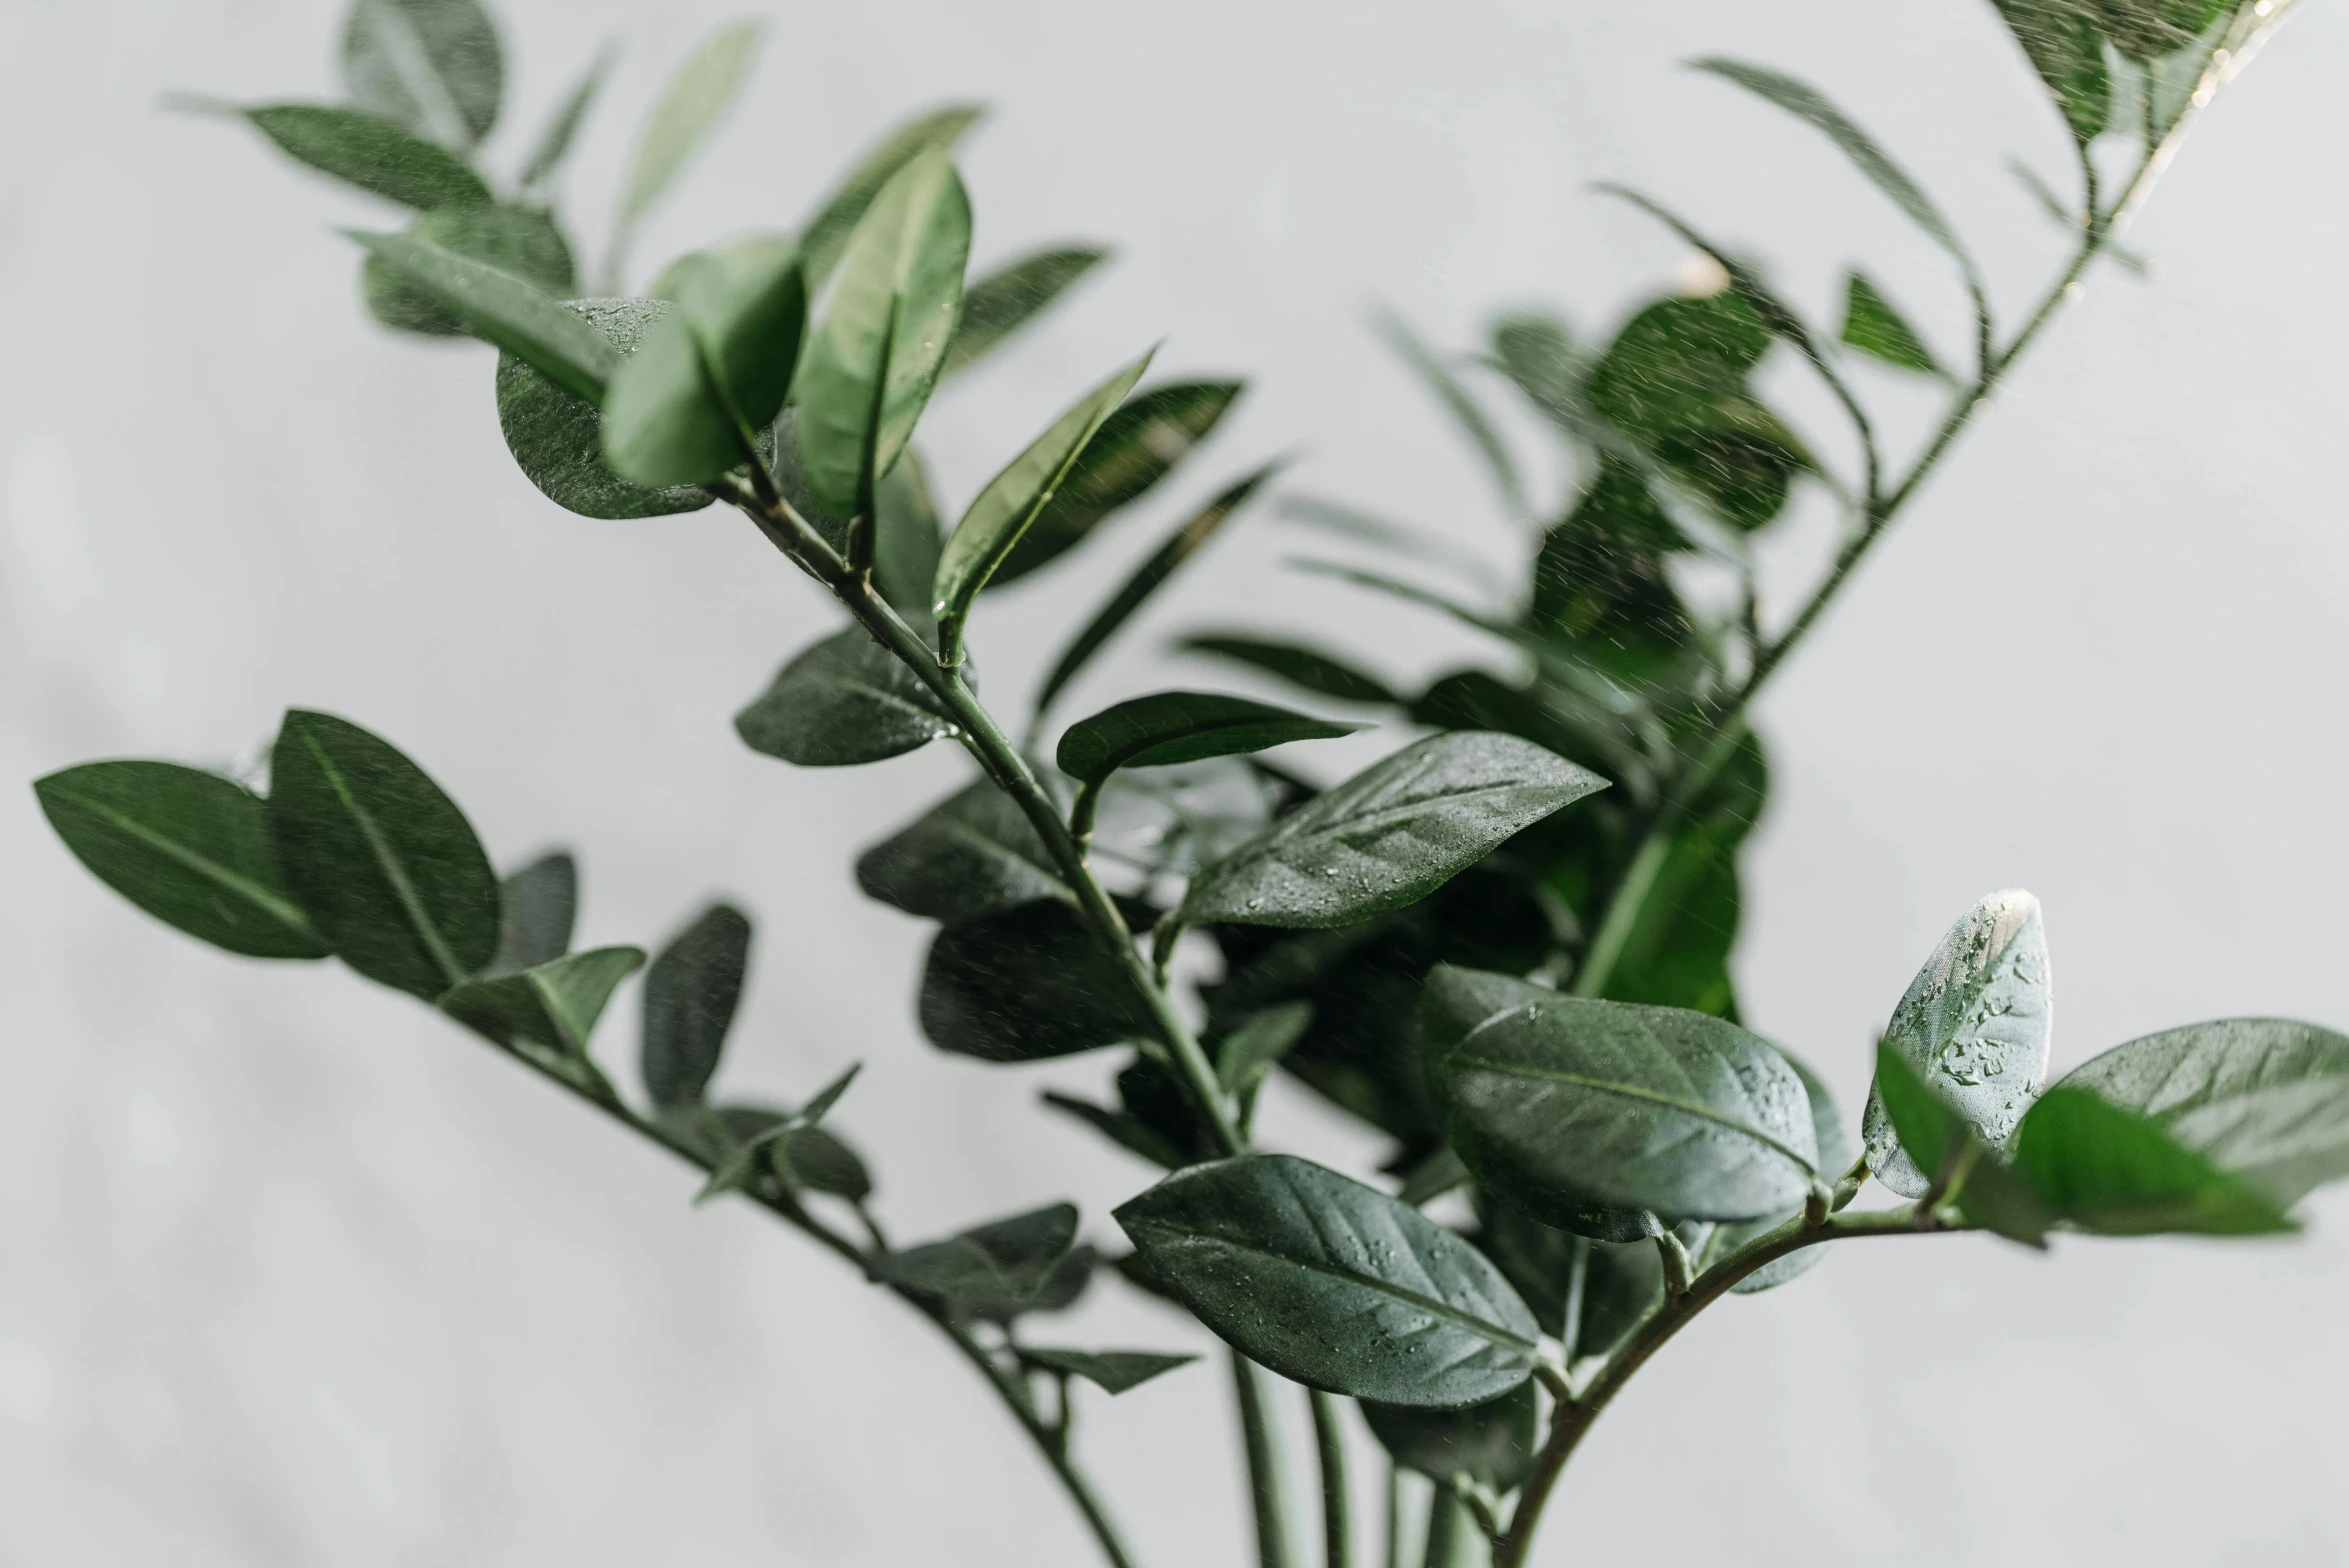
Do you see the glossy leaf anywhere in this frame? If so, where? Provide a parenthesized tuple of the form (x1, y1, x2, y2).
(1374, 307, 1524, 516)
(1726, 1049, 1851, 1294)
(990, 381, 1243, 586)
(442, 945, 644, 1053)
(877, 1203, 1079, 1309)
(1114, 1153, 1542, 1407)
(1993, 0, 2113, 141)
(265, 709, 500, 1001)
(496, 299, 714, 518)
(603, 237, 806, 484)
(350, 230, 616, 403)
(798, 105, 985, 291)
(364, 203, 574, 338)
(1839, 271, 1943, 377)
(518, 44, 612, 192)
(856, 781, 1070, 925)
(1361, 1383, 1537, 1491)
(610, 20, 762, 276)
(340, 0, 502, 150)
(1180, 732, 1606, 929)
(1056, 692, 1359, 786)
(920, 902, 1154, 1062)
(641, 903, 751, 1109)
(2010, 1085, 2293, 1235)
(944, 246, 1109, 376)
(1034, 464, 1280, 717)
(733, 626, 956, 767)
(245, 105, 490, 209)
(2054, 1019, 2349, 1205)
(933, 350, 1155, 643)
(35, 761, 327, 960)
(1873, 1042, 2051, 1246)
(1862, 889, 2052, 1197)
(1179, 635, 1400, 707)
(1020, 1347, 1196, 1395)
(795, 150, 971, 520)
(489, 850, 576, 975)
(1430, 973, 1819, 1226)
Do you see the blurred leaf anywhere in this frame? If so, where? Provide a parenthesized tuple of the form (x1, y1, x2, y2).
(341, 0, 502, 150)
(1179, 635, 1400, 707)
(1361, 1383, 1537, 1491)
(1057, 692, 1358, 787)
(1035, 464, 1280, 718)
(351, 229, 616, 402)
(1396, 1146, 1471, 1208)
(35, 761, 328, 960)
(609, 20, 763, 278)
(1861, 889, 2052, 1198)
(1992, 0, 2113, 141)
(364, 203, 574, 338)
(920, 902, 1153, 1061)
(1020, 1347, 1196, 1394)
(991, 381, 1243, 586)
(799, 104, 985, 291)
(641, 903, 751, 1109)
(1180, 732, 1606, 929)
(245, 105, 490, 208)
(874, 449, 943, 623)
(2011, 1085, 2293, 1235)
(2094, 0, 2231, 62)
(1839, 272, 1944, 377)
(443, 944, 644, 1054)
(944, 246, 1109, 376)
(1872, 1042, 2052, 1245)
(877, 1202, 1079, 1308)
(518, 43, 613, 192)
(1591, 734, 1766, 1017)
(1373, 307, 1525, 517)
(1217, 1001, 1315, 1104)
(857, 780, 1071, 924)
(733, 626, 957, 767)
(1475, 1203, 1664, 1349)
(1042, 1089, 1189, 1169)
(1489, 312, 1594, 441)
(934, 349, 1154, 643)
(697, 1064, 861, 1202)
(496, 299, 715, 518)
(969, 1241, 1097, 1324)
(264, 709, 499, 1000)
(778, 1123, 873, 1200)
(1527, 456, 1695, 686)
(489, 850, 576, 975)
(1090, 757, 1283, 879)
(604, 237, 806, 484)
(1726, 1048, 1850, 1293)
(1114, 1153, 1541, 1407)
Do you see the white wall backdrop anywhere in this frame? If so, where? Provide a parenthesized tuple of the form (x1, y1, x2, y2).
(6, 2, 2349, 1563)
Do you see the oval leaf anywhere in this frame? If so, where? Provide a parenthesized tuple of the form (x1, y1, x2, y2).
(351, 230, 616, 403)
(919, 902, 1154, 1062)
(1726, 1049, 1851, 1294)
(944, 245, 1109, 376)
(732, 626, 956, 767)
(442, 944, 644, 1053)
(1057, 692, 1359, 787)
(496, 298, 713, 519)
(1362, 1383, 1537, 1491)
(641, 903, 751, 1109)
(1114, 1153, 1541, 1408)
(341, 0, 503, 150)
(489, 850, 576, 975)
(798, 104, 985, 291)
(604, 238, 808, 484)
(855, 780, 1072, 925)
(245, 104, 490, 210)
(610, 20, 762, 268)
(365, 203, 573, 338)
(2011, 1086, 2294, 1236)
(1179, 732, 1606, 929)
(1180, 634, 1401, 708)
(876, 1202, 1079, 1310)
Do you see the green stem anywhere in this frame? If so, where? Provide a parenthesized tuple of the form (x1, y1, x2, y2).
(1384, 1461, 1406, 1568)
(1310, 1388, 1354, 1568)
(1235, 1352, 1297, 1568)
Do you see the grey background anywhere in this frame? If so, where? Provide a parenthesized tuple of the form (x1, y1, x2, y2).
(5, 1, 2347, 1563)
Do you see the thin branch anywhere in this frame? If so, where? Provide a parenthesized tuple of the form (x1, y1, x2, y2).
(1310, 1388, 1355, 1568)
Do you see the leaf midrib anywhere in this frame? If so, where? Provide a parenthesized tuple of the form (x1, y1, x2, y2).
(300, 727, 469, 991)
(65, 791, 319, 944)
(1454, 1049, 1816, 1175)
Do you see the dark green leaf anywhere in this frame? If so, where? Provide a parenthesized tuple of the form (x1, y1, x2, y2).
(1527, 456, 1694, 686)
(495, 298, 714, 518)
(442, 944, 643, 1053)
(1056, 692, 1359, 787)
(2054, 1019, 2349, 1205)
(265, 709, 499, 1000)
(1862, 889, 2051, 1197)
(1179, 635, 1400, 707)
(35, 761, 327, 959)
(518, 44, 612, 192)
(1872, 1042, 2052, 1245)
(364, 203, 574, 338)
(1396, 1146, 1471, 1208)
(857, 781, 1069, 924)
(876, 1202, 1079, 1308)
(1218, 1001, 1315, 1103)
(1362, 1383, 1537, 1491)
(874, 449, 943, 623)
(1591, 735, 1766, 1018)
(1180, 732, 1606, 930)
(489, 850, 575, 975)
(933, 349, 1154, 644)
(351, 230, 616, 403)
(944, 246, 1110, 376)
(609, 20, 762, 277)
(919, 902, 1154, 1062)
(604, 237, 806, 484)
(1992, 0, 2113, 141)
(969, 1242, 1096, 1324)
(341, 0, 502, 150)
(696, 1064, 861, 1203)
(1034, 464, 1280, 717)
(1488, 312, 1592, 440)
(1727, 1048, 1850, 1293)
(1429, 968, 1820, 1226)
(798, 105, 985, 291)
(733, 626, 957, 767)
(778, 1123, 873, 1201)
(990, 381, 1244, 586)
(2094, 0, 2230, 62)
(2011, 1085, 2293, 1235)
(796, 150, 971, 520)
(1042, 1090, 1189, 1169)
(1021, 1347, 1195, 1394)
(1373, 307, 1525, 517)
(641, 903, 750, 1109)
(1839, 272, 1943, 377)
(1114, 1153, 1541, 1408)
(1475, 1205, 1664, 1351)
(244, 105, 490, 209)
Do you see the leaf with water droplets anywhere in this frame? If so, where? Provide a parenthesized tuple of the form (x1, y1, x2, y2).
(1725, 1048, 1851, 1293)
(2010, 1084, 2294, 1235)
(495, 299, 714, 519)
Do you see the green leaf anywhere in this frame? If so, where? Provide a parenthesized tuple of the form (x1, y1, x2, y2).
(733, 626, 957, 767)
(777, 1123, 873, 1201)
(1056, 692, 1359, 787)
(876, 1202, 1079, 1309)
(696, 1065, 861, 1203)
(609, 20, 763, 278)
(603, 237, 807, 484)
(1992, 0, 2113, 142)
(933, 349, 1155, 647)
(1114, 1153, 1541, 1408)
(363, 203, 574, 338)
(1020, 1347, 1197, 1395)
(1218, 1001, 1315, 1103)
(2094, 0, 2231, 62)
(641, 903, 750, 1109)
(349, 230, 617, 403)
(795, 150, 971, 521)
(1488, 312, 1592, 440)
(1475, 1206, 1664, 1352)
(340, 0, 503, 150)
(1180, 732, 1606, 929)
(1872, 1042, 2052, 1246)
(1042, 1089, 1190, 1170)
(919, 903, 1154, 1062)
(2053, 1019, 2349, 1205)
(1726, 1049, 1850, 1294)
(1361, 1383, 1537, 1491)
(798, 105, 985, 292)
(1430, 972, 1820, 1226)
(944, 246, 1110, 376)
(442, 944, 644, 1053)
(1373, 307, 1525, 517)
(856, 780, 1071, 925)
(1691, 58, 1975, 275)
(518, 44, 612, 192)
(35, 761, 328, 960)
(990, 381, 1244, 586)
(874, 449, 944, 623)
(1179, 635, 1400, 707)
(1092, 758, 1281, 879)
(1839, 271, 1944, 377)
(495, 299, 715, 519)
(489, 850, 575, 975)
(244, 105, 490, 209)
(1861, 889, 2052, 1198)
(264, 709, 500, 1000)
(2011, 1084, 2292, 1234)
(1035, 464, 1280, 717)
